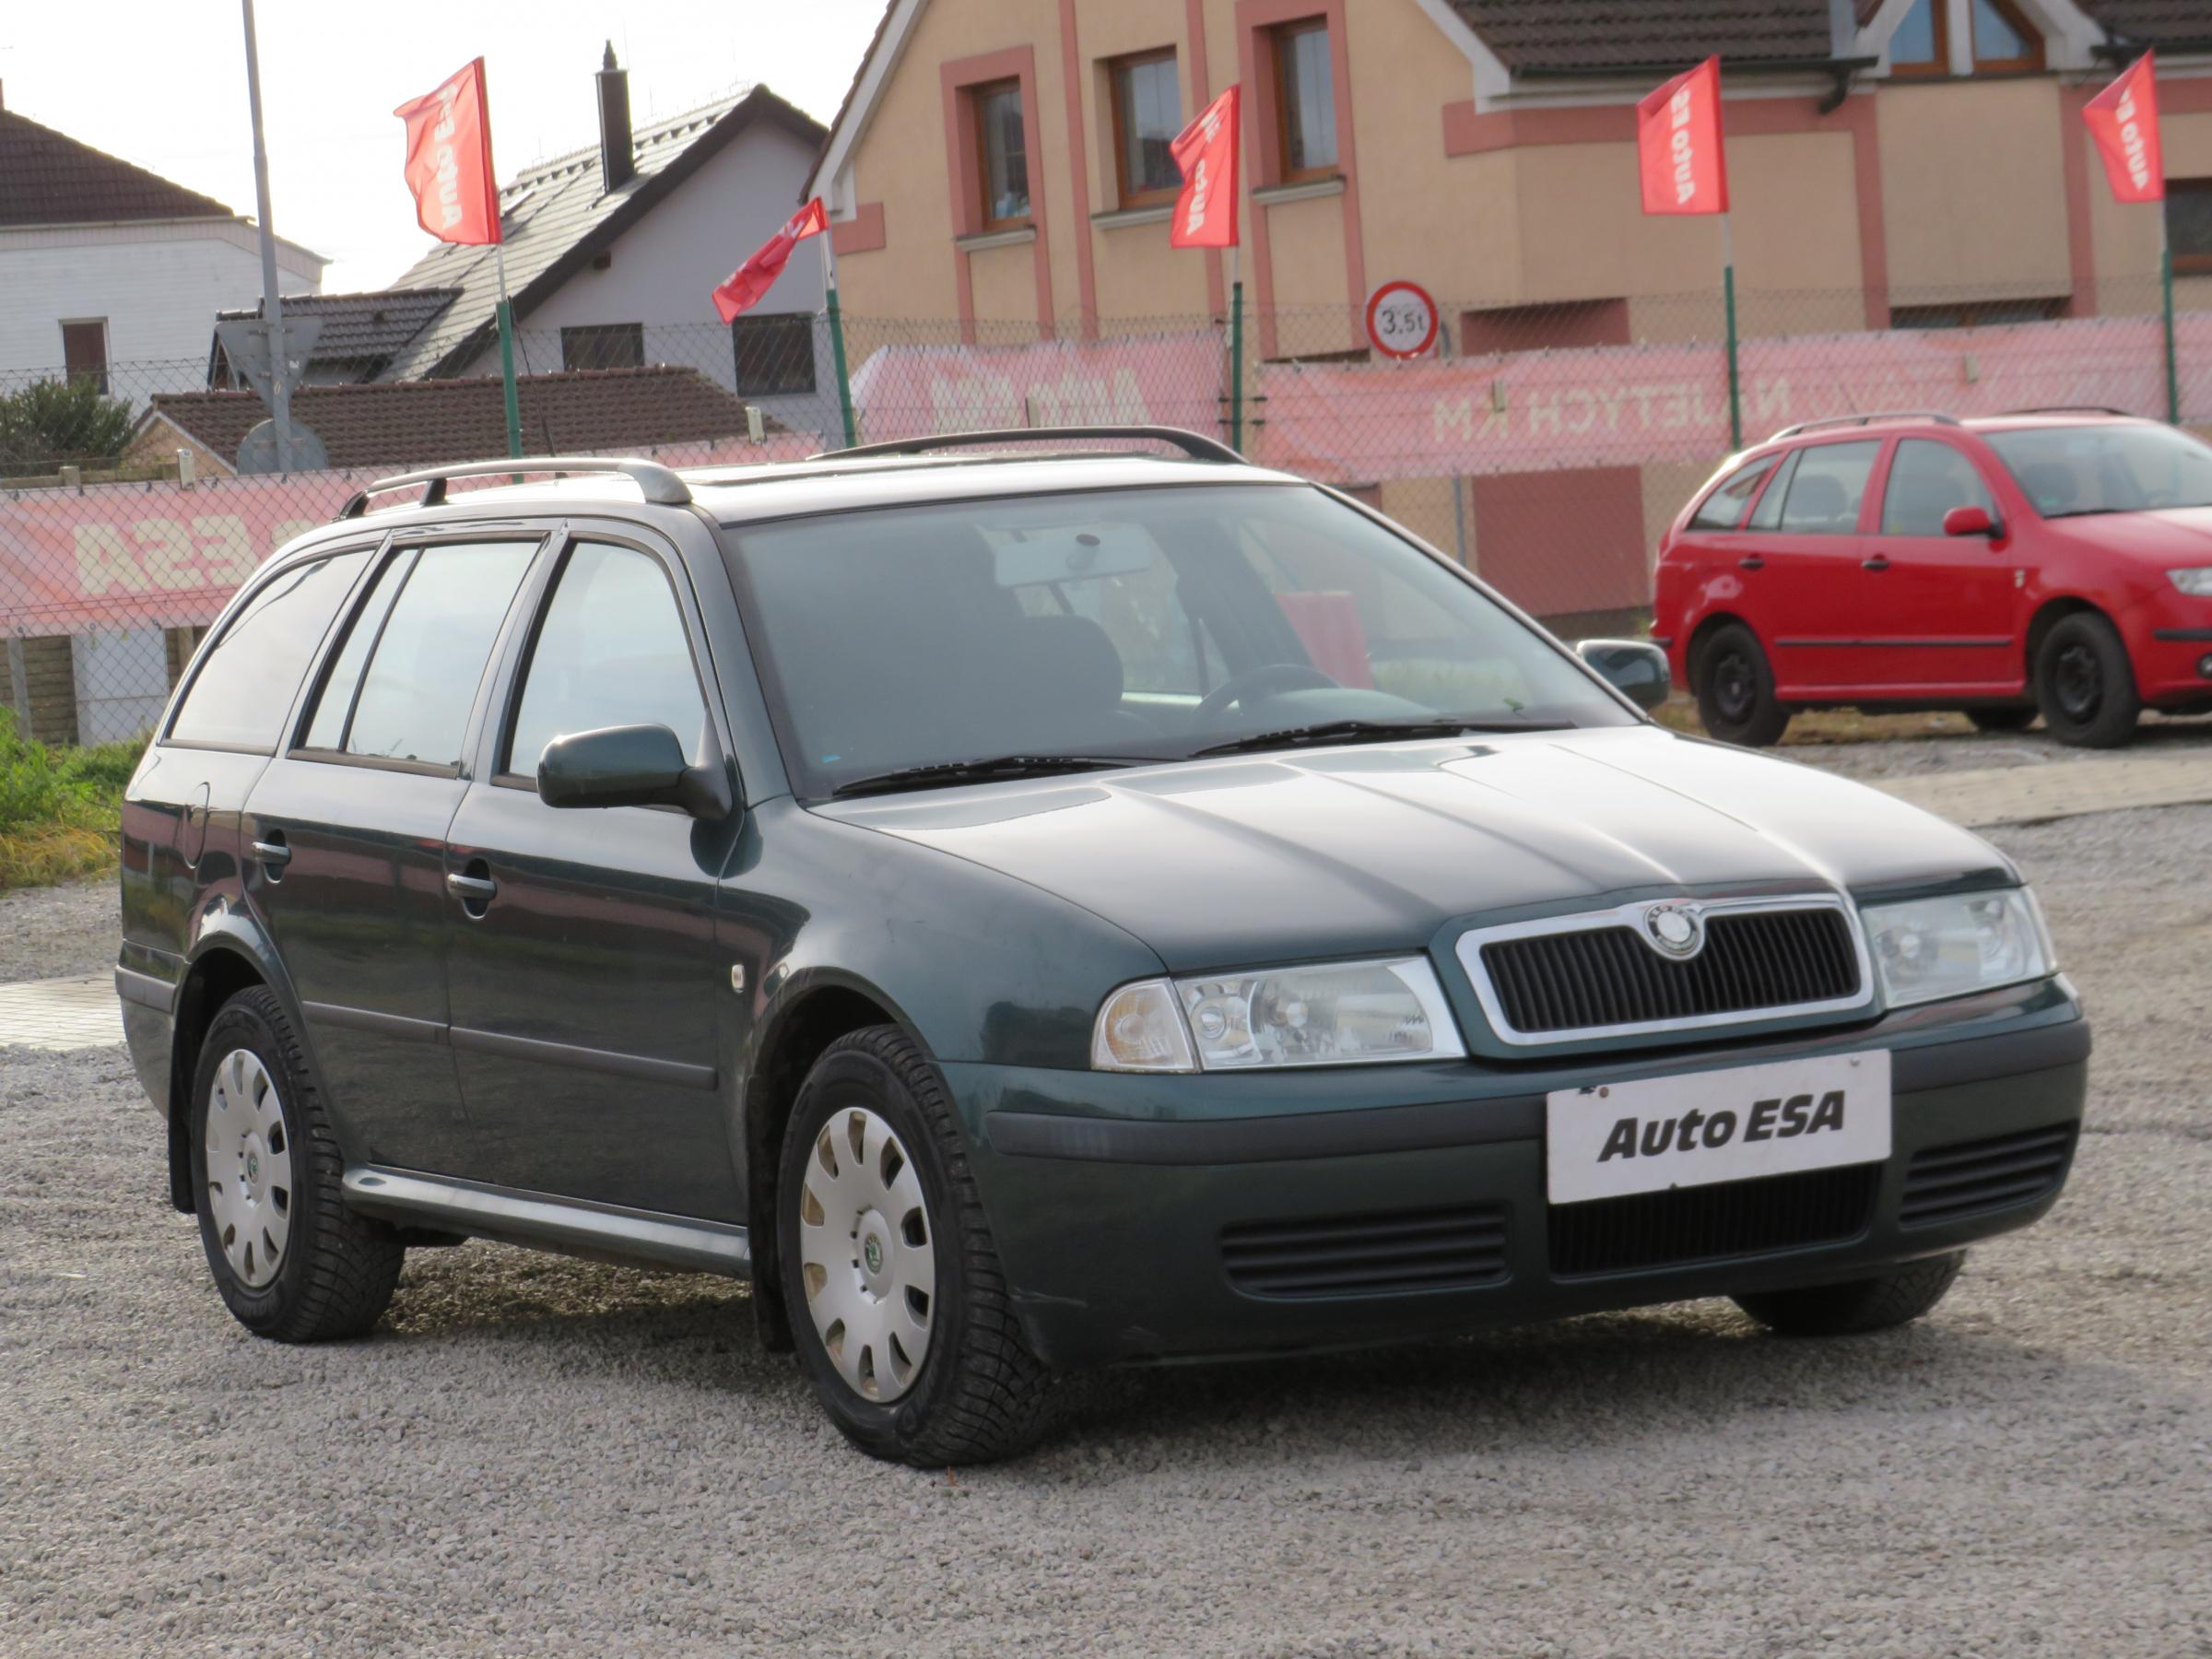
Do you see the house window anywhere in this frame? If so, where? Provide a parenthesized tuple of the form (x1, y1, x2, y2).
(732, 312, 816, 396)
(2169, 181, 2212, 276)
(1888, 0, 1946, 76)
(560, 323, 644, 371)
(1890, 297, 2065, 328)
(61, 320, 109, 394)
(1271, 19, 1337, 181)
(1110, 51, 1182, 208)
(1970, 0, 2042, 71)
(974, 80, 1030, 229)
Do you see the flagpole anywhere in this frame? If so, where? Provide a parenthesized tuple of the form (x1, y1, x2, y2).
(1721, 210, 1742, 450)
(823, 234, 858, 449)
(1228, 241, 1244, 453)
(491, 241, 524, 459)
(2159, 207, 2179, 424)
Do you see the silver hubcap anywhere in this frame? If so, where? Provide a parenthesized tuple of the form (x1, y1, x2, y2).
(204, 1048, 291, 1288)
(798, 1107, 935, 1403)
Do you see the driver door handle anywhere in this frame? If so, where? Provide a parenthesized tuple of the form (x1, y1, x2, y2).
(445, 872, 498, 901)
(1862, 554, 1891, 572)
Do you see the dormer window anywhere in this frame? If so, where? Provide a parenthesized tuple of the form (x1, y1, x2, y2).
(1888, 0, 2043, 77)
(1970, 0, 2042, 72)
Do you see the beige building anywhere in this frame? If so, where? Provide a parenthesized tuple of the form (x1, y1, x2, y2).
(806, 0, 2212, 618)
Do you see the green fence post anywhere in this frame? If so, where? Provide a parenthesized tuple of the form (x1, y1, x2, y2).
(496, 297, 523, 460)
(827, 283, 858, 449)
(1229, 275, 1244, 453)
(2162, 236, 2180, 425)
(1721, 214, 1743, 451)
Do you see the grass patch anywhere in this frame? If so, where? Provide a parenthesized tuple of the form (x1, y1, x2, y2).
(1650, 697, 1976, 747)
(0, 709, 142, 889)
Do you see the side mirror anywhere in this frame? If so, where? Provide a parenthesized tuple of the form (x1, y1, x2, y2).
(537, 724, 734, 820)
(1575, 639, 1671, 712)
(1943, 504, 2000, 538)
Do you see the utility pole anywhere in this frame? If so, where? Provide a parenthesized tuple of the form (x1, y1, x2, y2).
(240, 0, 292, 472)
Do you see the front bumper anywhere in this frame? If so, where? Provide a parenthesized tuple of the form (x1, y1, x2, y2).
(950, 980, 2088, 1370)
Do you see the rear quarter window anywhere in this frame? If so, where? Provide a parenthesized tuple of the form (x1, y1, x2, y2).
(1688, 458, 1774, 531)
(167, 550, 371, 750)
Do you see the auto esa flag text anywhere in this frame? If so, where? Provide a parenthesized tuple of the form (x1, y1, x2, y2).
(713, 197, 830, 324)
(2085, 53, 2163, 205)
(1170, 87, 1241, 249)
(1637, 57, 1727, 217)
(394, 59, 501, 246)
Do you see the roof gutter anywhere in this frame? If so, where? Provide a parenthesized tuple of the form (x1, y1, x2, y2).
(2093, 37, 2212, 59)
(1508, 55, 1878, 80)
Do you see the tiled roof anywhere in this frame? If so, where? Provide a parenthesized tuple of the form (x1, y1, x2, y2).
(1453, 1, 1841, 70)
(380, 84, 825, 381)
(0, 107, 238, 228)
(215, 288, 461, 368)
(144, 366, 761, 471)
(2080, 2, 2212, 44)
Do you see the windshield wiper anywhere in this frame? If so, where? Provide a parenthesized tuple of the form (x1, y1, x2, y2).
(1191, 717, 1569, 759)
(830, 754, 1146, 798)
(2041, 507, 2131, 519)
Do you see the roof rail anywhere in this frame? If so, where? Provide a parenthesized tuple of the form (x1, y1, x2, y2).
(335, 455, 692, 519)
(2001, 406, 2136, 418)
(812, 425, 1244, 465)
(1769, 411, 1961, 441)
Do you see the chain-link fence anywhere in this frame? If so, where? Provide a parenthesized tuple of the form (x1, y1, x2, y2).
(6, 281, 2206, 747)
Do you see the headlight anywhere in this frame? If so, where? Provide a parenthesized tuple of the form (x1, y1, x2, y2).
(2171, 567, 2212, 596)
(1860, 888, 2053, 1008)
(1091, 958, 1465, 1072)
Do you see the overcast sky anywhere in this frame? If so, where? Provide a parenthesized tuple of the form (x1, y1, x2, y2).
(3, 0, 887, 292)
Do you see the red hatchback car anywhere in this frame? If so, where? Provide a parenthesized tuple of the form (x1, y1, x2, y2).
(1653, 410, 2212, 747)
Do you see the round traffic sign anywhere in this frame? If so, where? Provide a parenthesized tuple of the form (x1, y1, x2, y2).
(1365, 280, 1440, 359)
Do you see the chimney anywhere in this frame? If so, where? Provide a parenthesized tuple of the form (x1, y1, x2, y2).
(597, 43, 634, 194)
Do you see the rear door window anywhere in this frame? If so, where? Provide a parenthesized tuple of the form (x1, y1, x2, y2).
(304, 540, 536, 768)
(1777, 441, 1880, 534)
(167, 550, 371, 749)
(1880, 440, 1994, 535)
(1689, 458, 1773, 530)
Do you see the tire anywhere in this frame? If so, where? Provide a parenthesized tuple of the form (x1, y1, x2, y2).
(777, 1026, 1053, 1466)
(188, 987, 403, 1341)
(1966, 707, 2036, 734)
(2034, 612, 2141, 748)
(1733, 1251, 1964, 1336)
(1692, 623, 1791, 747)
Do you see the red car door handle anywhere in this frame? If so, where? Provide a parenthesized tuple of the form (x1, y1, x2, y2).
(1737, 555, 1765, 571)
(1862, 555, 1891, 572)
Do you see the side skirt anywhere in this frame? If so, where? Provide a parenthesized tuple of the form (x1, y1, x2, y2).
(341, 1167, 752, 1278)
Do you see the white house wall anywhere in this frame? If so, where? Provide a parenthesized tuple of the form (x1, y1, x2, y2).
(461, 121, 841, 443)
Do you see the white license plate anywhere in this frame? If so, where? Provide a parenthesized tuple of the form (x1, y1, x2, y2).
(1547, 1051, 1891, 1206)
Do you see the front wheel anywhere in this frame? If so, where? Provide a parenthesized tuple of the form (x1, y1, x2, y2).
(1733, 1252, 1964, 1336)
(188, 987, 403, 1341)
(777, 1026, 1053, 1465)
(1693, 623, 1791, 747)
(2034, 613, 2140, 747)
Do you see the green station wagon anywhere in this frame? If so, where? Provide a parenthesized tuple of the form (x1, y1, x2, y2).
(116, 430, 2088, 1465)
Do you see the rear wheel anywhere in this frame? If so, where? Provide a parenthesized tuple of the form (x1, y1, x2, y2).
(188, 987, 403, 1341)
(1693, 623, 1790, 747)
(2034, 612, 2140, 747)
(1733, 1252, 1964, 1336)
(1966, 707, 2036, 734)
(777, 1026, 1053, 1465)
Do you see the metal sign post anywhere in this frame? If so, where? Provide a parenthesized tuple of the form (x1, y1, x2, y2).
(239, 0, 293, 473)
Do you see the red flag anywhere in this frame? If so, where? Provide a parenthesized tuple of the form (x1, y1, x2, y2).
(1169, 87, 1241, 249)
(712, 198, 830, 324)
(1637, 57, 1728, 216)
(394, 59, 501, 246)
(2085, 53, 2163, 204)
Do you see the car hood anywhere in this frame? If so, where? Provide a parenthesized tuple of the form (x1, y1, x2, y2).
(2046, 504, 2212, 563)
(815, 726, 2011, 971)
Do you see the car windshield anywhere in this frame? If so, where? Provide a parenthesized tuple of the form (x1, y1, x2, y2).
(724, 483, 1632, 797)
(1985, 423, 2212, 517)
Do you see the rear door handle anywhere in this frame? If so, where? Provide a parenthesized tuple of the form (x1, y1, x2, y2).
(251, 839, 291, 866)
(1736, 555, 1765, 571)
(1863, 555, 1891, 572)
(445, 873, 498, 901)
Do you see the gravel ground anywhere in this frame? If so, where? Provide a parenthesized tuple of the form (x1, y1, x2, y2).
(2, 794, 2207, 1656)
(1772, 711, 2212, 783)
(0, 877, 117, 983)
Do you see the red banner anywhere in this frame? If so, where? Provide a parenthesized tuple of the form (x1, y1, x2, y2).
(712, 197, 829, 324)
(1637, 57, 1727, 217)
(2085, 53, 2163, 205)
(1170, 87, 1241, 249)
(394, 58, 501, 246)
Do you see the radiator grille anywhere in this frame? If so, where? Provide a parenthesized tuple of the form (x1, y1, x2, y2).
(1221, 1205, 1509, 1299)
(1479, 907, 1861, 1037)
(1901, 1123, 2077, 1228)
(1548, 1163, 1878, 1277)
